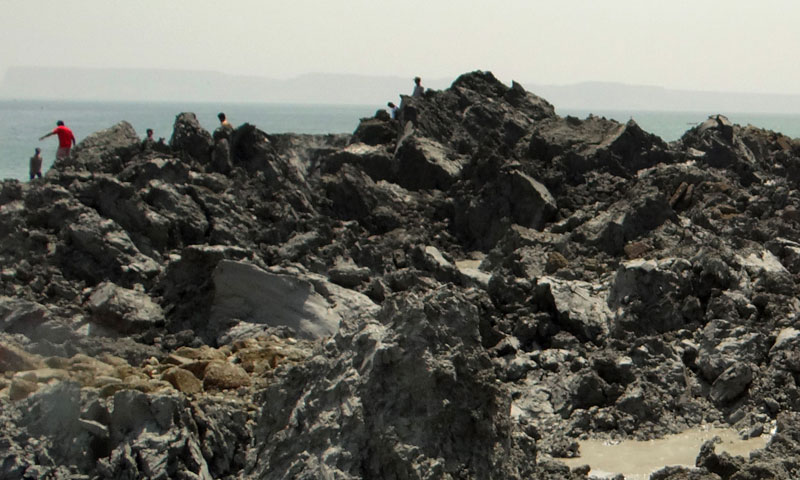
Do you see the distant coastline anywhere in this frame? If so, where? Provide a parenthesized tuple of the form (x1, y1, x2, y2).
(6, 66, 800, 114)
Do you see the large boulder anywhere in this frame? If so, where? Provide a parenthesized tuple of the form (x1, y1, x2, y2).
(394, 135, 466, 190)
(170, 112, 213, 165)
(352, 113, 398, 146)
(608, 258, 695, 335)
(87, 282, 165, 333)
(210, 260, 342, 340)
(454, 169, 558, 249)
(535, 276, 612, 344)
(0, 298, 47, 334)
(529, 115, 672, 182)
(57, 121, 141, 174)
(61, 210, 161, 286)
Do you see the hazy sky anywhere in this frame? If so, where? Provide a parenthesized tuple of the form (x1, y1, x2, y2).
(2, 0, 800, 94)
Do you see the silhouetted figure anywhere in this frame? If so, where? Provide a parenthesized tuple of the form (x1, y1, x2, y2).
(213, 112, 234, 173)
(29, 148, 43, 179)
(412, 77, 424, 98)
(218, 112, 232, 129)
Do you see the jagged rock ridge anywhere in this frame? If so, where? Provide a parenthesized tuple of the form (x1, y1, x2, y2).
(3, 70, 800, 479)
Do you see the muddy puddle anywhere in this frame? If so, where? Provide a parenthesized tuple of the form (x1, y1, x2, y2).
(559, 427, 770, 479)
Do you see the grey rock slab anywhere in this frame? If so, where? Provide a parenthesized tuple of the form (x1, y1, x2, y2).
(211, 260, 342, 340)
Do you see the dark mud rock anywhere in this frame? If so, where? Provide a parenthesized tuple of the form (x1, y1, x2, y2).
(529, 115, 672, 182)
(170, 112, 213, 165)
(609, 258, 694, 335)
(328, 258, 372, 288)
(229, 123, 281, 176)
(352, 113, 398, 146)
(696, 319, 768, 385)
(0, 298, 47, 334)
(569, 370, 611, 409)
(319, 143, 394, 182)
(9, 70, 800, 479)
(61, 210, 161, 286)
(211, 137, 233, 174)
(118, 156, 191, 187)
(535, 276, 611, 344)
(394, 134, 466, 190)
(454, 168, 558, 249)
(650, 466, 721, 479)
(16, 382, 97, 470)
(0, 179, 23, 204)
(0, 340, 44, 372)
(250, 287, 536, 479)
(87, 282, 165, 333)
(320, 163, 384, 223)
(401, 70, 556, 157)
(570, 184, 675, 255)
(710, 363, 753, 405)
(680, 114, 762, 187)
(142, 180, 209, 247)
(56, 121, 141, 174)
(696, 438, 745, 479)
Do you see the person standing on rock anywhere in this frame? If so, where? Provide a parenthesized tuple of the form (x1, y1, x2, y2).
(141, 128, 157, 152)
(213, 112, 235, 173)
(39, 120, 76, 161)
(412, 77, 425, 98)
(29, 148, 43, 179)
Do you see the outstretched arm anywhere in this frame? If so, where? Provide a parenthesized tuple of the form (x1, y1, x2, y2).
(39, 131, 54, 141)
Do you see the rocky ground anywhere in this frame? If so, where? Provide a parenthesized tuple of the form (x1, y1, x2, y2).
(3, 71, 800, 479)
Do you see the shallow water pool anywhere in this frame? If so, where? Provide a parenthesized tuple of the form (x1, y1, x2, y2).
(559, 427, 770, 479)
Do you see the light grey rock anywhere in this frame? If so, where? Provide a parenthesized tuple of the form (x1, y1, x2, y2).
(0, 297, 47, 333)
(536, 276, 611, 344)
(211, 260, 342, 340)
(87, 282, 164, 333)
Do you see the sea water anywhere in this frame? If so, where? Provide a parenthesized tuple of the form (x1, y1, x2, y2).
(0, 100, 377, 181)
(4, 99, 800, 182)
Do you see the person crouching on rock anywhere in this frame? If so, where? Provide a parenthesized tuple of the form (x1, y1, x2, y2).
(39, 120, 76, 161)
(387, 102, 399, 119)
(29, 147, 43, 180)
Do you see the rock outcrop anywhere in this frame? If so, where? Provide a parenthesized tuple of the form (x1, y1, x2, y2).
(3, 70, 800, 478)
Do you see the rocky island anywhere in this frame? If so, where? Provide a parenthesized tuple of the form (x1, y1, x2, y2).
(3, 71, 800, 479)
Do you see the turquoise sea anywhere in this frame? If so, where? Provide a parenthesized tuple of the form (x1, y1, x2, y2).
(0, 100, 378, 181)
(3, 99, 800, 181)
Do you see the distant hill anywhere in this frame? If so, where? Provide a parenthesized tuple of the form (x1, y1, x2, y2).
(0, 67, 449, 106)
(4, 66, 800, 114)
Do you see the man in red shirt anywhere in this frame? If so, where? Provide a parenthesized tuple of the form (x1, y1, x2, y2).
(39, 120, 76, 161)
